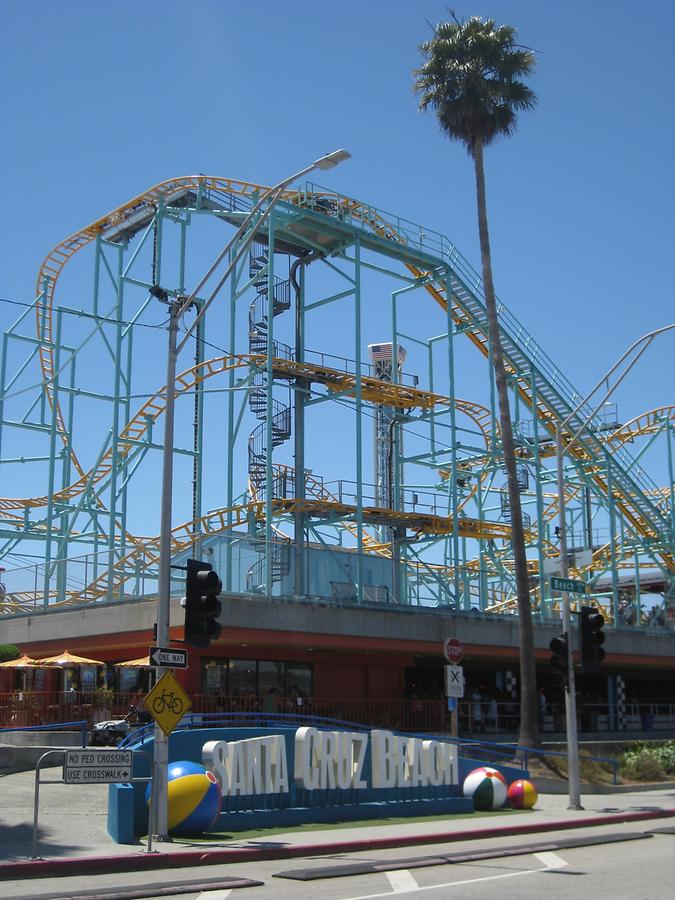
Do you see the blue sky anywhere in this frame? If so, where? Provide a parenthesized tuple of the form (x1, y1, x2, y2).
(0, 0, 673, 566)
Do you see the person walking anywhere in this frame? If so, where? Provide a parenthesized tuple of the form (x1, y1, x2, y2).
(538, 687, 547, 731)
(470, 688, 484, 733)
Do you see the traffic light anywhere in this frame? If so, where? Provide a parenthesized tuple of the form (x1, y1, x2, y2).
(549, 634, 568, 686)
(580, 606, 605, 671)
(183, 558, 222, 647)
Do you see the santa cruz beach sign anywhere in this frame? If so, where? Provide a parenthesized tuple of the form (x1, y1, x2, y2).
(108, 725, 527, 842)
(203, 728, 459, 795)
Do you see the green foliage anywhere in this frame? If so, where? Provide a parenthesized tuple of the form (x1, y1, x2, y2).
(0, 644, 20, 663)
(413, 15, 537, 154)
(621, 741, 675, 781)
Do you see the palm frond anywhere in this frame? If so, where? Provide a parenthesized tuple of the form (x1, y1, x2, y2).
(412, 15, 537, 154)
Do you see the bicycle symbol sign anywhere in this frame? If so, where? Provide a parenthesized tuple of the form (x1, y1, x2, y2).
(144, 670, 191, 736)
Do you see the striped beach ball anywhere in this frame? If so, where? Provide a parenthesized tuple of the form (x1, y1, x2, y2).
(462, 766, 508, 810)
(146, 760, 222, 835)
(507, 778, 538, 809)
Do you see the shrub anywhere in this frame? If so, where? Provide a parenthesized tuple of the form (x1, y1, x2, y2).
(0, 644, 20, 663)
(620, 743, 675, 782)
(649, 742, 675, 774)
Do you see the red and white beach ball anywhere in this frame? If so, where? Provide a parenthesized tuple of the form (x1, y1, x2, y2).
(462, 766, 508, 810)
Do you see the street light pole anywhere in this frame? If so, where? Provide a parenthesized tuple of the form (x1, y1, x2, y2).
(149, 150, 351, 841)
(554, 323, 675, 812)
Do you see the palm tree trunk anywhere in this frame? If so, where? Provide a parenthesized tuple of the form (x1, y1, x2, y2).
(472, 136, 540, 751)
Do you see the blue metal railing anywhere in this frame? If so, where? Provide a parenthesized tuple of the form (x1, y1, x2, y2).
(121, 711, 619, 784)
(0, 719, 89, 746)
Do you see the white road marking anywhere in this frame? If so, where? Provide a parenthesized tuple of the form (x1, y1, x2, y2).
(195, 890, 231, 900)
(385, 869, 420, 892)
(341, 865, 547, 899)
(534, 850, 569, 869)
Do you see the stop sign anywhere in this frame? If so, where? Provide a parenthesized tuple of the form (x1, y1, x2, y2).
(443, 638, 463, 664)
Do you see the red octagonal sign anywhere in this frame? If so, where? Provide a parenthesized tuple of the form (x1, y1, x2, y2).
(443, 638, 463, 664)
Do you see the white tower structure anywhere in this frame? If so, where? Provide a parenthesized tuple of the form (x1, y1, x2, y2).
(369, 342, 406, 514)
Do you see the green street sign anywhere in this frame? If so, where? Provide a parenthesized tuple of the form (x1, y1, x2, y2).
(551, 576, 586, 594)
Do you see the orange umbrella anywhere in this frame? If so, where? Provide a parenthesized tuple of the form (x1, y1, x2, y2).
(36, 650, 105, 667)
(114, 656, 152, 668)
(0, 653, 46, 669)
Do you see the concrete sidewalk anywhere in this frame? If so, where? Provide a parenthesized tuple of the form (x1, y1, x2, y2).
(0, 767, 673, 879)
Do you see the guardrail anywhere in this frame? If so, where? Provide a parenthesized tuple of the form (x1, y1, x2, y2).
(129, 711, 621, 784)
(0, 719, 89, 746)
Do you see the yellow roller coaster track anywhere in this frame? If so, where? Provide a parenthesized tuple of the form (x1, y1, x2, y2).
(0, 353, 491, 513)
(1, 499, 514, 609)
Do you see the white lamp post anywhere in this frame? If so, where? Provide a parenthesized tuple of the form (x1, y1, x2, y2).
(151, 150, 350, 840)
(555, 323, 675, 810)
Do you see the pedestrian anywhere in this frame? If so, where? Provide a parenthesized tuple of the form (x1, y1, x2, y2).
(470, 688, 483, 733)
(262, 687, 279, 714)
(538, 687, 547, 731)
(486, 694, 498, 731)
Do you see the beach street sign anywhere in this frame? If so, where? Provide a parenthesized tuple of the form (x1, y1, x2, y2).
(149, 646, 188, 669)
(551, 576, 586, 594)
(63, 749, 132, 784)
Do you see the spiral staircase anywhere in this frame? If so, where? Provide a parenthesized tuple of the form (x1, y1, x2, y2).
(246, 241, 292, 589)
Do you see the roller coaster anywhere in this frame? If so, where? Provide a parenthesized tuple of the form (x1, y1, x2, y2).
(0, 175, 672, 627)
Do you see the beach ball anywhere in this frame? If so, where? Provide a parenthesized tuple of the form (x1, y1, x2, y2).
(507, 778, 538, 809)
(462, 766, 508, 811)
(146, 760, 222, 835)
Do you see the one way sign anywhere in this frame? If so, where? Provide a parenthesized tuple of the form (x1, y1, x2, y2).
(444, 664, 465, 698)
(149, 646, 188, 668)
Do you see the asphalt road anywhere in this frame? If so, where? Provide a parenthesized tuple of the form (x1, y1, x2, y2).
(2, 820, 674, 900)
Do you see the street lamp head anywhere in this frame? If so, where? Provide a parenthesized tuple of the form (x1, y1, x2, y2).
(149, 285, 169, 303)
(313, 149, 351, 170)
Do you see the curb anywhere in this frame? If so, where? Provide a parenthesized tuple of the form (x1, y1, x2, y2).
(2, 807, 674, 881)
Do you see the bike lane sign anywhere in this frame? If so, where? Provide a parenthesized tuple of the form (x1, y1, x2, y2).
(144, 669, 191, 736)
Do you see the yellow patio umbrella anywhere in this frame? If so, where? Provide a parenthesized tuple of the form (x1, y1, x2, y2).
(0, 653, 47, 669)
(36, 650, 105, 667)
(114, 656, 152, 668)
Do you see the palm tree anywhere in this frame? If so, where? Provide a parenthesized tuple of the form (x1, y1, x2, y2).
(413, 16, 540, 749)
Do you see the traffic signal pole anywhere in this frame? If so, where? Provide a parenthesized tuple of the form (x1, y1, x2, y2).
(555, 423, 583, 810)
(151, 298, 181, 840)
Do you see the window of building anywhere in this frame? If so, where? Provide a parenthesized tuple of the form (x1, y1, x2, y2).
(228, 659, 257, 698)
(258, 661, 284, 696)
(201, 659, 228, 695)
(197, 658, 313, 700)
(285, 663, 312, 699)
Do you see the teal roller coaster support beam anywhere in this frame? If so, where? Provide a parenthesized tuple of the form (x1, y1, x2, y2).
(445, 271, 461, 610)
(105, 240, 127, 601)
(530, 363, 547, 613)
(605, 448, 620, 624)
(43, 304, 62, 606)
(226, 247, 237, 591)
(264, 214, 276, 595)
(354, 237, 364, 604)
